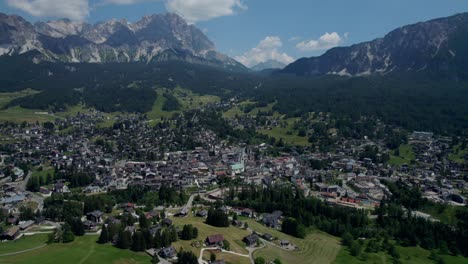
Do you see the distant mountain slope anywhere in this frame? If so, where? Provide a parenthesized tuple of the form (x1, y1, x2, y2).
(0, 13, 246, 71)
(282, 13, 468, 78)
(251, 59, 286, 71)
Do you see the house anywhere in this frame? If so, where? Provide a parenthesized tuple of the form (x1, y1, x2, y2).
(54, 182, 70, 193)
(262, 211, 282, 228)
(1, 226, 20, 240)
(124, 225, 136, 235)
(83, 220, 97, 231)
(175, 207, 188, 217)
(7, 215, 19, 225)
(196, 209, 208, 217)
(241, 208, 253, 217)
(149, 225, 162, 237)
(145, 210, 160, 220)
(262, 233, 274, 241)
(19, 220, 35, 230)
(243, 233, 259, 247)
(158, 246, 176, 258)
(206, 234, 224, 246)
(86, 210, 103, 223)
(163, 218, 173, 226)
(232, 220, 243, 227)
(280, 240, 290, 247)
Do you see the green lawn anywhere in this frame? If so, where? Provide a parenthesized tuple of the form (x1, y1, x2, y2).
(335, 244, 468, 264)
(32, 167, 55, 182)
(0, 89, 39, 109)
(388, 144, 416, 166)
(448, 144, 467, 164)
(421, 203, 464, 225)
(0, 106, 56, 123)
(0, 235, 150, 264)
(202, 250, 250, 264)
(258, 117, 309, 146)
(171, 213, 250, 257)
(147, 87, 221, 124)
(0, 234, 49, 255)
(245, 218, 341, 264)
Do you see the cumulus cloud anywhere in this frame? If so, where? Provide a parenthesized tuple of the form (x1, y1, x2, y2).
(296, 32, 343, 52)
(5, 0, 90, 20)
(165, 0, 246, 24)
(235, 36, 294, 68)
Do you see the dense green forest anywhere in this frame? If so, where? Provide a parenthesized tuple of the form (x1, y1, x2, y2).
(0, 52, 467, 134)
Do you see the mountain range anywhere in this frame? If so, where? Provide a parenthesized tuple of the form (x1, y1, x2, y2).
(251, 59, 286, 71)
(282, 12, 468, 78)
(0, 12, 245, 70)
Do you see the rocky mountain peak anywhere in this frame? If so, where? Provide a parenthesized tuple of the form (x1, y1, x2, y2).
(282, 12, 468, 77)
(0, 12, 244, 71)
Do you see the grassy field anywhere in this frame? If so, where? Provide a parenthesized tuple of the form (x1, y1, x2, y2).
(258, 117, 309, 146)
(171, 213, 250, 257)
(335, 244, 468, 264)
(388, 144, 416, 166)
(0, 234, 49, 255)
(421, 203, 464, 225)
(0, 90, 59, 123)
(448, 144, 467, 164)
(32, 167, 55, 181)
(202, 250, 250, 264)
(0, 235, 150, 264)
(0, 89, 39, 109)
(147, 87, 220, 124)
(0, 106, 56, 123)
(222, 101, 279, 119)
(244, 218, 341, 264)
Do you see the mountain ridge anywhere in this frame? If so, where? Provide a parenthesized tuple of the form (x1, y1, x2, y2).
(282, 12, 468, 78)
(0, 12, 246, 71)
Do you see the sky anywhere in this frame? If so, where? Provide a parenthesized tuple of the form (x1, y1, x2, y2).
(1, 0, 468, 67)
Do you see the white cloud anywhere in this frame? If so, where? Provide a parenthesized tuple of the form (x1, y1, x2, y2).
(288, 36, 302, 42)
(5, 0, 90, 20)
(235, 36, 294, 68)
(165, 0, 246, 24)
(100, 0, 146, 4)
(296, 32, 343, 52)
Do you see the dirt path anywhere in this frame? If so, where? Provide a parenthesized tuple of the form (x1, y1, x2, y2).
(0, 244, 47, 257)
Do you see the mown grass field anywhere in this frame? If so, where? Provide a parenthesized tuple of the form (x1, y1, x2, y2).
(0, 89, 39, 109)
(0, 235, 150, 264)
(147, 87, 220, 124)
(388, 144, 416, 166)
(335, 243, 468, 264)
(171, 213, 250, 257)
(0, 90, 58, 123)
(32, 167, 55, 181)
(202, 250, 250, 264)
(448, 144, 467, 164)
(0, 234, 49, 255)
(0, 106, 56, 123)
(258, 117, 309, 146)
(244, 218, 341, 264)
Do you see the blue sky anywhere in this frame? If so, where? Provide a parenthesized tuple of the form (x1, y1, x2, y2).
(1, 0, 468, 67)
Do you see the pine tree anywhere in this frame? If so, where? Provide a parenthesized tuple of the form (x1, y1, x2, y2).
(139, 213, 149, 229)
(117, 230, 132, 249)
(131, 231, 146, 252)
(154, 230, 162, 249)
(98, 224, 109, 244)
